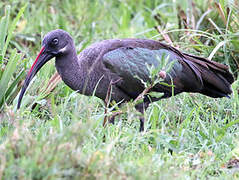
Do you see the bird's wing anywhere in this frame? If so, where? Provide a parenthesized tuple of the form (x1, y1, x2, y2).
(102, 46, 186, 99)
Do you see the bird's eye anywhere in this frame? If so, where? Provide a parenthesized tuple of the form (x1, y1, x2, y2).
(52, 38, 59, 45)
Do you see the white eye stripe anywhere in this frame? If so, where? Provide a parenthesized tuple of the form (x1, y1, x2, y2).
(59, 46, 67, 53)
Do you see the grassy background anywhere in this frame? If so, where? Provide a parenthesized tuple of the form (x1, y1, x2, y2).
(0, 0, 239, 179)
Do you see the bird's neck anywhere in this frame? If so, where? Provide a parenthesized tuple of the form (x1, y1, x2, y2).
(55, 49, 87, 92)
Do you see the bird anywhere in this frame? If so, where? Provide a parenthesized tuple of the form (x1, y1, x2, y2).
(17, 29, 234, 131)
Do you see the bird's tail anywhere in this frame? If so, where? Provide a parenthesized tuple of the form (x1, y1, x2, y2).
(182, 53, 234, 98)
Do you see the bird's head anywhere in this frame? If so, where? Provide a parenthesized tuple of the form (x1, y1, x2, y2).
(17, 29, 73, 109)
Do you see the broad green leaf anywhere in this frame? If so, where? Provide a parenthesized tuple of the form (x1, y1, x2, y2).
(147, 92, 164, 98)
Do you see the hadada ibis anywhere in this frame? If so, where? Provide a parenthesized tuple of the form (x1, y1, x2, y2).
(17, 29, 234, 131)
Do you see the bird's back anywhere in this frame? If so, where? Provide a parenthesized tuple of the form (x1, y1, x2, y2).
(77, 38, 234, 102)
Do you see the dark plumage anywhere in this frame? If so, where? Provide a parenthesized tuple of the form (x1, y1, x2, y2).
(17, 29, 234, 131)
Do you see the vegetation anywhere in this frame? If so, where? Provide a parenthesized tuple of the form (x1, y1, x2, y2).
(0, 0, 239, 179)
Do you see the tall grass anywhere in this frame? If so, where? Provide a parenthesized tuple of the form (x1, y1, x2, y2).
(0, 5, 27, 111)
(0, 0, 238, 179)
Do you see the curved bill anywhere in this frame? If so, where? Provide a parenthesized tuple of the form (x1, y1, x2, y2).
(17, 46, 53, 109)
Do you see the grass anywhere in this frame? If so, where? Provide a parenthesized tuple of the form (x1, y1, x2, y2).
(0, 0, 239, 179)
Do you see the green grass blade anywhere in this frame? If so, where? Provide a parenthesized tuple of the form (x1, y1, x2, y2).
(0, 69, 3, 79)
(5, 70, 25, 104)
(0, 49, 21, 109)
(0, 5, 10, 55)
(2, 4, 27, 60)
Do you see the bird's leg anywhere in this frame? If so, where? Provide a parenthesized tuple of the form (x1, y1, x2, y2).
(139, 117, 145, 132)
(134, 85, 153, 132)
(103, 78, 122, 127)
(135, 102, 149, 132)
(104, 77, 152, 130)
(109, 116, 115, 124)
(110, 110, 123, 124)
